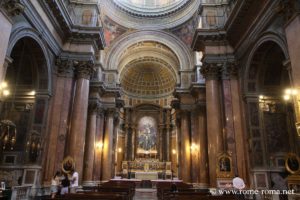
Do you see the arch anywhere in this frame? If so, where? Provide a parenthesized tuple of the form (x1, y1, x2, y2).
(7, 24, 52, 94)
(105, 30, 193, 84)
(243, 32, 289, 94)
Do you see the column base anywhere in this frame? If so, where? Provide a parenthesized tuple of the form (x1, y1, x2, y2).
(82, 181, 99, 187)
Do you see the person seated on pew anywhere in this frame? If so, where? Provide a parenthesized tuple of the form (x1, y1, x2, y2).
(170, 182, 178, 192)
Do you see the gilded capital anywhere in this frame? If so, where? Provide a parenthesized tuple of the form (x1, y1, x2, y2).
(0, 0, 24, 17)
(200, 63, 221, 80)
(55, 58, 74, 78)
(75, 60, 94, 80)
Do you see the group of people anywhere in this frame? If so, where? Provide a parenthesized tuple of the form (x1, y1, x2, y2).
(50, 170, 79, 199)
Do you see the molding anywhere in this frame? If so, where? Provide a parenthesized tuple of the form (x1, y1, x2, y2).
(104, 30, 193, 83)
(101, 0, 200, 29)
(43, 0, 105, 50)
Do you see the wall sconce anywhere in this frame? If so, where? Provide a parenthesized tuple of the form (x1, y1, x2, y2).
(95, 142, 103, 150)
(296, 122, 300, 137)
(190, 143, 198, 151)
(283, 88, 298, 101)
(118, 148, 122, 153)
(0, 82, 10, 97)
(172, 149, 176, 155)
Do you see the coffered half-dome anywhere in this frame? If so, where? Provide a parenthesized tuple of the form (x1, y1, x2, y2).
(120, 59, 176, 99)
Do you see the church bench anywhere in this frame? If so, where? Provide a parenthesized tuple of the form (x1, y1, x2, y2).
(163, 191, 210, 200)
(156, 182, 192, 199)
(203, 195, 239, 200)
(48, 192, 125, 200)
(98, 186, 133, 200)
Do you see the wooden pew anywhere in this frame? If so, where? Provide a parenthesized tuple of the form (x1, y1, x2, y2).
(49, 192, 125, 200)
(99, 181, 136, 200)
(164, 190, 210, 200)
(156, 182, 192, 199)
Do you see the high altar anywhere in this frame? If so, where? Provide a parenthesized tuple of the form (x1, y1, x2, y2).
(116, 105, 177, 180)
(122, 159, 172, 180)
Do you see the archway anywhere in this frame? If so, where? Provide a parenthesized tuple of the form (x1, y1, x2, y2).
(244, 40, 298, 189)
(0, 37, 50, 173)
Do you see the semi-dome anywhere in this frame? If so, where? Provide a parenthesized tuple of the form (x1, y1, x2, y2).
(120, 60, 176, 99)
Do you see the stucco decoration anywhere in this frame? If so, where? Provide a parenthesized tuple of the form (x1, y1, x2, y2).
(104, 30, 193, 85)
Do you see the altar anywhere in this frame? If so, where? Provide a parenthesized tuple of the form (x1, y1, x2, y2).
(122, 159, 172, 180)
(135, 172, 158, 180)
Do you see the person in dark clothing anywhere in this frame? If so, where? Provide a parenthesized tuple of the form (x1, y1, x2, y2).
(60, 173, 70, 195)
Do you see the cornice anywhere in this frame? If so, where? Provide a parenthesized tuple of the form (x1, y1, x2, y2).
(101, 0, 201, 29)
(191, 29, 227, 51)
(0, 0, 24, 17)
(90, 81, 121, 98)
(112, 0, 190, 18)
(44, 0, 105, 50)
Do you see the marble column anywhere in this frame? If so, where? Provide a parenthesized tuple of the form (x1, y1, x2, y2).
(201, 63, 223, 187)
(83, 101, 99, 185)
(197, 106, 209, 187)
(159, 109, 164, 161)
(101, 109, 115, 181)
(284, 10, 300, 133)
(44, 59, 74, 183)
(67, 61, 93, 183)
(131, 125, 136, 160)
(94, 109, 104, 181)
(190, 110, 200, 183)
(166, 109, 171, 161)
(179, 110, 191, 182)
(227, 63, 247, 180)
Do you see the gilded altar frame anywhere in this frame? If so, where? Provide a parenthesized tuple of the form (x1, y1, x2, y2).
(216, 153, 234, 178)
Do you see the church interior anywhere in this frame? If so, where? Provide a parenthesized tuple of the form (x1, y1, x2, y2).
(0, 0, 300, 199)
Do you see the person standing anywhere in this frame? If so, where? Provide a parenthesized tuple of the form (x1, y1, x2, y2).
(50, 171, 61, 199)
(60, 173, 70, 195)
(70, 170, 78, 193)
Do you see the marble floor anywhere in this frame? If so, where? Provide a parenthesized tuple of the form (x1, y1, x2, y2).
(134, 188, 157, 200)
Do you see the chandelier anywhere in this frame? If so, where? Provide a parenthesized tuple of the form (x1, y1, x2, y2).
(0, 119, 17, 150)
(26, 131, 41, 161)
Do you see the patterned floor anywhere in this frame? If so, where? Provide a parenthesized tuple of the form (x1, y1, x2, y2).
(134, 188, 157, 200)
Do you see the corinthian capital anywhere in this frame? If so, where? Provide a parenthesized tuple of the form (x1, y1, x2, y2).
(74, 60, 94, 80)
(200, 63, 221, 80)
(276, 0, 300, 22)
(55, 58, 74, 78)
(0, 0, 24, 17)
(221, 61, 239, 80)
(88, 100, 101, 114)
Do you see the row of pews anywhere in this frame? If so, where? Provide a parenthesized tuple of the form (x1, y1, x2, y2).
(49, 180, 136, 200)
(156, 182, 244, 200)
(49, 180, 244, 200)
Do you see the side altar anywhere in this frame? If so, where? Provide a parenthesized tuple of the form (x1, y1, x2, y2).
(122, 159, 172, 180)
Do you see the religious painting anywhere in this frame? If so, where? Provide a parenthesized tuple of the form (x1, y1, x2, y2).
(216, 153, 233, 178)
(137, 116, 157, 155)
(254, 172, 268, 189)
(285, 153, 300, 174)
